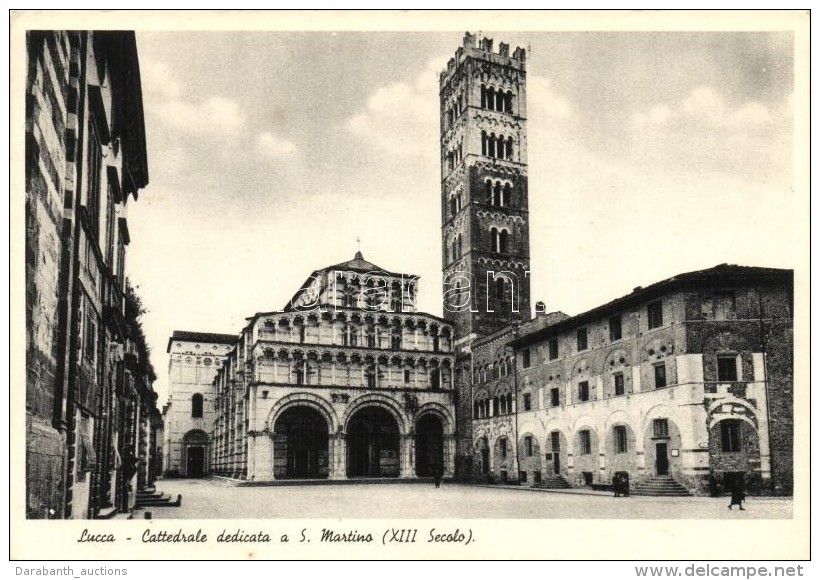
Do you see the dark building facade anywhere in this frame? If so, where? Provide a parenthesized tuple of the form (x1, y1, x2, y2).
(25, 31, 157, 518)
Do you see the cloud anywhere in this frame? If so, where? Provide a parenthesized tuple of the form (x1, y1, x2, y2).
(528, 75, 575, 121)
(154, 96, 246, 135)
(140, 61, 181, 100)
(634, 86, 775, 131)
(257, 131, 297, 158)
(345, 57, 445, 155)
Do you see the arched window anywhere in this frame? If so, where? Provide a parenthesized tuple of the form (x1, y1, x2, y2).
(505, 91, 514, 113)
(495, 278, 506, 301)
(474, 401, 480, 419)
(493, 397, 500, 415)
(481, 131, 488, 156)
(495, 91, 504, 112)
(490, 227, 499, 253)
(480, 84, 487, 109)
(503, 184, 512, 207)
(450, 197, 457, 218)
(499, 229, 509, 254)
(457, 233, 463, 258)
(488, 133, 496, 158)
(506, 137, 514, 160)
(487, 87, 495, 111)
(493, 182, 502, 206)
(506, 393, 513, 413)
(500, 395, 507, 414)
(191, 393, 204, 418)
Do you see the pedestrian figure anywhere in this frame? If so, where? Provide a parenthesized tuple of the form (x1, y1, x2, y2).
(434, 464, 443, 488)
(728, 478, 746, 510)
(612, 473, 622, 498)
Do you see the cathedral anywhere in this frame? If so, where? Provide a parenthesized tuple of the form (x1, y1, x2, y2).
(168, 253, 456, 481)
(163, 32, 794, 495)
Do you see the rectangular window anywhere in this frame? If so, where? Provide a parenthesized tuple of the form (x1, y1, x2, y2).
(84, 314, 96, 362)
(714, 291, 736, 320)
(523, 393, 532, 411)
(717, 356, 738, 382)
(500, 439, 507, 459)
(578, 381, 589, 402)
(614, 425, 628, 453)
(654, 363, 667, 389)
(522, 347, 531, 368)
(579, 430, 591, 455)
(720, 420, 741, 453)
(549, 338, 559, 360)
(647, 301, 663, 329)
(614, 372, 625, 396)
(653, 418, 669, 439)
(525, 436, 533, 457)
(86, 124, 102, 239)
(609, 315, 622, 341)
(404, 369, 411, 383)
(550, 387, 560, 407)
(577, 328, 588, 351)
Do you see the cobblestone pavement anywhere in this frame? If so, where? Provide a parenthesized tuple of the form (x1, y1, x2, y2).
(143, 479, 793, 520)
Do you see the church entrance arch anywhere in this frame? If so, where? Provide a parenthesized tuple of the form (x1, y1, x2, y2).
(273, 406, 330, 479)
(415, 414, 444, 477)
(183, 429, 209, 478)
(346, 406, 400, 477)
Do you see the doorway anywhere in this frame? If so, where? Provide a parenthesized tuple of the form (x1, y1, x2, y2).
(656, 442, 669, 476)
(274, 406, 329, 479)
(346, 406, 400, 477)
(415, 414, 444, 477)
(187, 446, 205, 478)
(551, 431, 561, 474)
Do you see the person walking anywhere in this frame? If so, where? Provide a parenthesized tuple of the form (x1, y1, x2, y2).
(728, 477, 746, 510)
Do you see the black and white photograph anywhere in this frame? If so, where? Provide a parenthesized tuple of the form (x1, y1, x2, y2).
(11, 9, 809, 562)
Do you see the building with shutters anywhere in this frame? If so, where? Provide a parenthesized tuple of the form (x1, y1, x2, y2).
(25, 31, 157, 518)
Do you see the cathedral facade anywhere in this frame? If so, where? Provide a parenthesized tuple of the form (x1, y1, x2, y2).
(207, 253, 456, 481)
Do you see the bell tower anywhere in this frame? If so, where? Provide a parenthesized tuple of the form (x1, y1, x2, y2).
(440, 32, 532, 347)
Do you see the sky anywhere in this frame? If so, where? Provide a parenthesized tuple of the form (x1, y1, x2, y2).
(125, 28, 797, 405)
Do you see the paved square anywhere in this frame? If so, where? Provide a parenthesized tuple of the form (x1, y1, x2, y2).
(145, 479, 792, 519)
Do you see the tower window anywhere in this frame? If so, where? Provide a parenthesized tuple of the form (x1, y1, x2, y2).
(499, 229, 509, 253)
(614, 426, 628, 453)
(717, 356, 738, 382)
(549, 338, 559, 360)
(191, 393, 204, 418)
(578, 381, 590, 402)
(523, 393, 532, 411)
(720, 420, 741, 453)
(647, 301, 663, 329)
(522, 347, 531, 368)
(613, 372, 625, 396)
(550, 387, 560, 407)
(577, 328, 588, 351)
(609, 315, 622, 341)
(654, 363, 667, 389)
(653, 418, 669, 439)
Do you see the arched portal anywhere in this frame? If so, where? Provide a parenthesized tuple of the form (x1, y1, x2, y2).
(415, 414, 444, 477)
(273, 406, 330, 479)
(346, 406, 400, 477)
(183, 429, 209, 478)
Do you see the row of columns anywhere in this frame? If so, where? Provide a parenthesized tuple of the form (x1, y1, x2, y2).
(246, 431, 457, 481)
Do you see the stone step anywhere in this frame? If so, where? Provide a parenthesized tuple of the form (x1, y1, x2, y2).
(632, 477, 692, 497)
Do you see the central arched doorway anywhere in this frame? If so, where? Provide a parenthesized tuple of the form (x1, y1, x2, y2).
(183, 429, 209, 478)
(273, 406, 330, 479)
(415, 414, 444, 477)
(346, 406, 400, 477)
